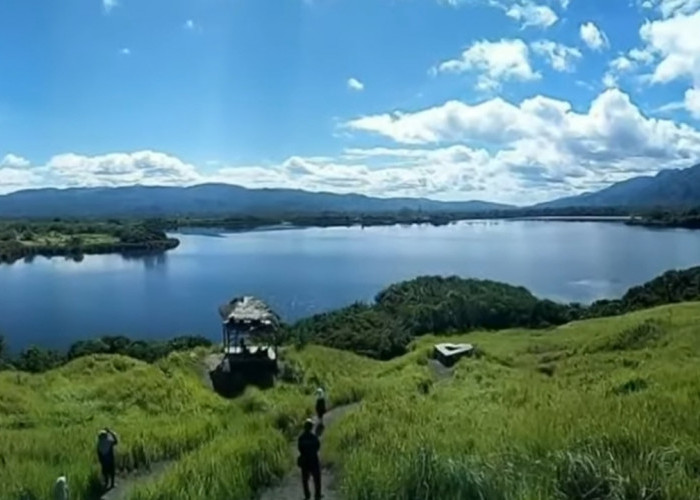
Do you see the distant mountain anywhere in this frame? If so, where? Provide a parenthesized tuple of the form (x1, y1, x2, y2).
(537, 163, 700, 209)
(0, 184, 513, 218)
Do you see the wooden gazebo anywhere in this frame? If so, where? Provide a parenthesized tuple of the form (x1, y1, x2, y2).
(218, 296, 281, 361)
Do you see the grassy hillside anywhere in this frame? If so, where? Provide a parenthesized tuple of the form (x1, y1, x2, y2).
(3, 303, 700, 499)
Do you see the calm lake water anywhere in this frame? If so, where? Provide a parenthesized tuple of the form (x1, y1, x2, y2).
(2, 220, 700, 351)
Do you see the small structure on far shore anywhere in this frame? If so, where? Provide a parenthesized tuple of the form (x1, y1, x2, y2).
(433, 343, 475, 367)
(210, 296, 281, 397)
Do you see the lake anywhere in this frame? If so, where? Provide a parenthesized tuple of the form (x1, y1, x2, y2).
(2, 220, 700, 351)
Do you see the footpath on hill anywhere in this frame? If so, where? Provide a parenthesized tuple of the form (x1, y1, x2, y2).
(97, 356, 357, 500)
(256, 403, 358, 500)
(98, 461, 171, 500)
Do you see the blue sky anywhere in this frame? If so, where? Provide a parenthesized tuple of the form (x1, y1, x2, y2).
(1, 0, 700, 204)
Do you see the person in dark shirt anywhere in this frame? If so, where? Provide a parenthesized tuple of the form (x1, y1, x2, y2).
(96, 428, 118, 490)
(297, 419, 322, 500)
(315, 388, 327, 424)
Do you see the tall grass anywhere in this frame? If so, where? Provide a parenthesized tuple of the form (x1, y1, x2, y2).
(322, 303, 700, 499)
(4, 303, 700, 499)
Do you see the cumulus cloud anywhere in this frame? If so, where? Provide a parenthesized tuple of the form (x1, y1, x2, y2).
(347, 78, 365, 91)
(435, 39, 539, 90)
(344, 89, 700, 194)
(1, 154, 30, 168)
(580, 22, 609, 51)
(641, 11, 700, 85)
(531, 40, 582, 72)
(644, 0, 700, 18)
(44, 151, 202, 188)
(506, 2, 558, 29)
(602, 55, 638, 88)
(639, 11, 700, 117)
(0, 168, 43, 194)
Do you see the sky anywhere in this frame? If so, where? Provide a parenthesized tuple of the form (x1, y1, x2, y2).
(1, 0, 700, 205)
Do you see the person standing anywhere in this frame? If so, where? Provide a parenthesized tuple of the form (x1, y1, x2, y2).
(315, 388, 327, 423)
(297, 419, 322, 500)
(96, 428, 119, 490)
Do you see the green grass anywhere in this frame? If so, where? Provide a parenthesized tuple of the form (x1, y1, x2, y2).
(323, 303, 700, 499)
(3, 303, 700, 499)
(19, 233, 119, 248)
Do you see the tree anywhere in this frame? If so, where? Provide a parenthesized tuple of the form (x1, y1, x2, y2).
(16, 346, 64, 373)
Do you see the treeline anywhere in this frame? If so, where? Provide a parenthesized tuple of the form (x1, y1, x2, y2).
(0, 335, 211, 373)
(157, 206, 631, 231)
(289, 267, 700, 359)
(627, 207, 700, 229)
(0, 219, 178, 264)
(289, 277, 579, 360)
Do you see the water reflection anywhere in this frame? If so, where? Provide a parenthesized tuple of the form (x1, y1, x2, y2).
(120, 251, 169, 270)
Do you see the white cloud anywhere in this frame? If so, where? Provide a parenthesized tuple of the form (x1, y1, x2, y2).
(602, 55, 637, 88)
(653, 101, 685, 113)
(640, 11, 700, 85)
(610, 56, 635, 73)
(560, 0, 570, 8)
(184, 19, 196, 30)
(531, 40, 581, 72)
(4, 89, 700, 205)
(580, 22, 609, 51)
(435, 39, 539, 90)
(103, 0, 118, 13)
(120, 48, 131, 56)
(628, 47, 655, 65)
(344, 89, 700, 194)
(0, 168, 43, 194)
(506, 2, 558, 29)
(644, 0, 700, 18)
(44, 151, 201, 188)
(1, 154, 30, 168)
(347, 78, 365, 91)
(686, 88, 700, 118)
(602, 73, 618, 88)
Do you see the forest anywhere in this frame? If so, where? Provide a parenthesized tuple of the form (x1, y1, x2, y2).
(0, 219, 179, 264)
(627, 208, 700, 228)
(288, 266, 700, 359)
(0, 335, 211, 373)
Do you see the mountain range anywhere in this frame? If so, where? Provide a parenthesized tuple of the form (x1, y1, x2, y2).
(536, 163, 700, 209)
(0, 184, 511, 218)
(0, 162, 698, 218)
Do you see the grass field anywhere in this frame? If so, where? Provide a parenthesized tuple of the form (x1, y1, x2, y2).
(2, 303, 700, 499)
(18, 233, 120, 248)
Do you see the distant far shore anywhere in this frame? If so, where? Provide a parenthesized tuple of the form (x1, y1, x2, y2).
(0, 208, 694, 264)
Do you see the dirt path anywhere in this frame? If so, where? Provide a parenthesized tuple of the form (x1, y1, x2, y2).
(96, 461, 171, 500)
(256, 403, 358, 500)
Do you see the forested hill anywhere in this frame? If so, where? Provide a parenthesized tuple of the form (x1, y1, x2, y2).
(290, 267, 700, 359)
(0, 184, 511, 218)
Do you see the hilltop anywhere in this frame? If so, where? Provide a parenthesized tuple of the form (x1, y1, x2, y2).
(3, 299, 700, 499)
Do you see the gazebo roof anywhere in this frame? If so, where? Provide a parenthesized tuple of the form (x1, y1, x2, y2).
(218, 296, 280, 329)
